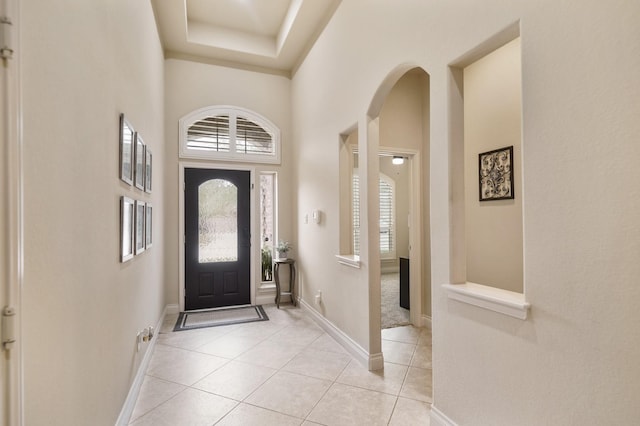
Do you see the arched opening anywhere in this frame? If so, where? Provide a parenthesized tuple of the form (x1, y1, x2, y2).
(364, 66, 431, 378)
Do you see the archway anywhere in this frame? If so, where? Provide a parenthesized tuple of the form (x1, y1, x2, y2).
(364, 65, 432, 365)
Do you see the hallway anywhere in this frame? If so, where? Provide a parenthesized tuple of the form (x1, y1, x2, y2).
(129, 305, 432, 425)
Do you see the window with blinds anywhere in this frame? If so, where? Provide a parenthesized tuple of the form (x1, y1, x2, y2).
(180, 106, 281, 164)
(187, 116, 231, 152)
(352, 173, 360, 255)
(352, 172, 395, 256)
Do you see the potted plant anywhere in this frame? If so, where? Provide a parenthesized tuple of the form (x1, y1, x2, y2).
(261, 246, 273, 281)
(276, 240, 292, 260)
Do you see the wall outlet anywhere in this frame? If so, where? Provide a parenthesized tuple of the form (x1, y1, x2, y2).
(315, 290, 322, 305)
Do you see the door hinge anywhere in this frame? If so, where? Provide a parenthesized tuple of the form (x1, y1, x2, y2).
(251, 183, 254, 190)
(1, 16, 14, 60)
(2, 306, 16, 351)
(183, 182, 185, 191)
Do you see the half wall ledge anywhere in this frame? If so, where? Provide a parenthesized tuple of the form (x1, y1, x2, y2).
(442, 282, 530, 320)
(335, 254, 361, 269)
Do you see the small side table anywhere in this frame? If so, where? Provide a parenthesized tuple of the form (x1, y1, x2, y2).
(274, 258, 296, 309)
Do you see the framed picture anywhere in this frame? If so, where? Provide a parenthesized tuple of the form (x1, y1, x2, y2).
(135, 200, 146, 255)
(119, 114, 134, 185)
(145, 203, 153, 248)
(134, 133, 145, 190)
(120, 196, 134, 262)
(479, 146, 514, 201)
(144, 147, 152, 193)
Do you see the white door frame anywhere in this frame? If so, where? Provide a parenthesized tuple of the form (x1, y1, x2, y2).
(178, 162, 257, 312)
(1, 0, 23, 423)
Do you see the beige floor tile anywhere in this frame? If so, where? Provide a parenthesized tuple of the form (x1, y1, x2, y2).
(389, 397, 431, 426)
(307, 382, 396, 426)
(417, 327, 432, 347)
(132, 307, 434, 426)
(196, 333, 266, 359)
(382, 339, 416, 365)
(410, 345, 432, 369)
(129, 376, 185, 423)
(156, 327, 231, 351)
(231, 320, 287, 338)
(283, 349, 351, 381)
(130, 388, 237, 426)
(337, 360, 408, 395)
(307, 333, 349, 355)
(147, 344, 229, 386)
(381, 325, 421, 344)
(245, 371, 332, 418)
(400, 367, 432, 403)
(268, 323, 324, 347)
(235, 339, 306, 369)
(216, 403, 303, 426)
(192, 360, 276, 401)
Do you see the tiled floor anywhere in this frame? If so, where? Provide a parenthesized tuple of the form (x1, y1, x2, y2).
(129, 304, 432, 425)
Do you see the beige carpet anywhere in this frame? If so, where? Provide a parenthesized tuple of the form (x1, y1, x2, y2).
(381, 273, 410, 329)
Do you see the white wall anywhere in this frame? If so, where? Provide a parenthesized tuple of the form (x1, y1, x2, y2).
(464, 38, 523, 292)
(163, 59, 292, 305)
(292, 0, 640, 424)
(21, 0, 165, 424)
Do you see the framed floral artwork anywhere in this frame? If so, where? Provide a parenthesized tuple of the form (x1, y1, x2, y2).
(479, 146, 514, 201)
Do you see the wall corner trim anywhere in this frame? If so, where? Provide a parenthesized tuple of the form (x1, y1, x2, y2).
(115, 305, 171, 425)
(442, 282, 530, 320)
(431, 405, 458, 426)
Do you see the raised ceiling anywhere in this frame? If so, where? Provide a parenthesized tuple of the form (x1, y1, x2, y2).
(151, 0, 342, 77)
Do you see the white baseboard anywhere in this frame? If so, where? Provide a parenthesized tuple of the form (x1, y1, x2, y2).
(422, 315, 432, 329)
(256, 294, 274, 306)
(116, 305, 170, 426)
(299, 299, 383, 370)
(431, 405, 458, 426)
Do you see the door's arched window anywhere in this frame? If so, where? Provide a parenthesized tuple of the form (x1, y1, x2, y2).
(179, 106, 281, 164)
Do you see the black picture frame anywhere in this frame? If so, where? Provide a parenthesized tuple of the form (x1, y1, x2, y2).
(119, 114, 134, 185)
(479, 146, 514, 201)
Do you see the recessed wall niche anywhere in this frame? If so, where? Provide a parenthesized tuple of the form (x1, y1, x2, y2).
(453, 35, 524, 294)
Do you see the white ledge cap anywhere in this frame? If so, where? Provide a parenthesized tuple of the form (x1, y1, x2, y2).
(442, 282, 530, 320)
(335, 254, 360, 268)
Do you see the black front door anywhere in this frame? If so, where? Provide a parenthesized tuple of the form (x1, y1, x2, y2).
(184, 168, 251, 310)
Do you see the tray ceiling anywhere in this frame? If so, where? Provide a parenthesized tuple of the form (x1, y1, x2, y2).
(151, 0, 342, 77)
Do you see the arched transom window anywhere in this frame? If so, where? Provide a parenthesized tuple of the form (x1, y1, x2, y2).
(179, 106, 281, 164)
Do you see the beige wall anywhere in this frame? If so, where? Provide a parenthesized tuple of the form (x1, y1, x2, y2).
(292, 0, 640, 424)
(163, 59, 292, 305)
(464, 38, 523, 292)
(21, 0, 165, 424)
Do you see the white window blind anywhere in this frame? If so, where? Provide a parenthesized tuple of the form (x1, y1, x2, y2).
(352, 173, 360, 255)
(379, 178, 394, 254)
(236, 116, 274, 155)
(352, 172, 395, 256)
(179, 106, 281, 164)
(187, 115, 230, 152)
